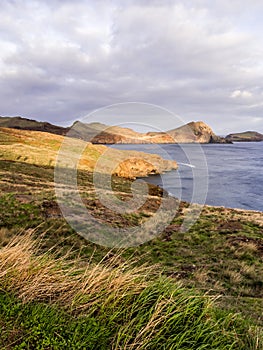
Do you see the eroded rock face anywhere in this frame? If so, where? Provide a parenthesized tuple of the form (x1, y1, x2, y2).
(113, 159, 158, 178)
(112, 155, 178, 179)
(225, 131, 263, 142)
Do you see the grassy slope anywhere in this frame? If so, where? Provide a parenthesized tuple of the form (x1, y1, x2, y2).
(0, 128, 262, 348)
(0, 127, 177, 177)
(0, 127, 107, 170)
(0, 232, 261, 350)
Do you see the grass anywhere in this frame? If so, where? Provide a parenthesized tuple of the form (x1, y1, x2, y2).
(0, 127, 262, 347)
(0, 157, 263, 325)
(0, 231, 261, 349)
(0, 159, 263, 326)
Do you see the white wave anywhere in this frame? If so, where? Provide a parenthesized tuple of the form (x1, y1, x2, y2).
(178, 162, 196, 168)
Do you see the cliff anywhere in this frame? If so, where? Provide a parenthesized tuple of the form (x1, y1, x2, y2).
(167, 121, 229, 143)
(225, 131, 263, 142)
(71, 120, 229, 144)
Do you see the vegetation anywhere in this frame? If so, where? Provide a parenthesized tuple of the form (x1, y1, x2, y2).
(0, 232, 261, 349)
(0, 127, 262, 348)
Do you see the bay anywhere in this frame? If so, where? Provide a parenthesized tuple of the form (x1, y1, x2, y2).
(111, 142, 263, 212)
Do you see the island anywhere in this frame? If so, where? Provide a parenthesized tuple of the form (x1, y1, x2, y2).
(226, 131, 263, 142)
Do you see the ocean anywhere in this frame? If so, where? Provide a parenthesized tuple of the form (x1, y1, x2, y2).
(111, 142, 263, 212)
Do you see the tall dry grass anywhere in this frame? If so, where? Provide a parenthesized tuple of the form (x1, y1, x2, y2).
(0, 230, 151, 313)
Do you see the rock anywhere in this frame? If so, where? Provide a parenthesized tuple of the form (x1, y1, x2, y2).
(112, 155, 178, 179)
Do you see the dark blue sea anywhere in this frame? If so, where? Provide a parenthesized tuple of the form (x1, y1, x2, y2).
(111, 142, 263, 212)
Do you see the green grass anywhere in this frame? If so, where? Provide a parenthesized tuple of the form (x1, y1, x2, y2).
(0, 289, 258, 350)
(0, 233, 261, 350)
(0, 292, 111, 350)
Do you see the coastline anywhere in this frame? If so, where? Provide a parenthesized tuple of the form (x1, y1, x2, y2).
(1, 159, 263, 326)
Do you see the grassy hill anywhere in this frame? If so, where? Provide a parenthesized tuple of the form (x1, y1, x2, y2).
(0, 116, 68, 135)
(0, 127, 262, 348)
(0, 127, 177, 178)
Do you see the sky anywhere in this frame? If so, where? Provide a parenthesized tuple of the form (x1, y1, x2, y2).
(0, 0, 263, 134)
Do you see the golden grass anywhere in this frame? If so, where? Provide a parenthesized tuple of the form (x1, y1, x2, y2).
(0, 230, 151, 312)
(0, 127, 177, 178)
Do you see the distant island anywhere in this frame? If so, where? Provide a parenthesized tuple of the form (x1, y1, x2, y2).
(226, 131, 263, 142)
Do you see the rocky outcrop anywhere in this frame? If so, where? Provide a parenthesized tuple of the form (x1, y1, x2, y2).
(167, 121, 230, 144)
(225, 131, 263, 142)
(111, 152, 178, 179)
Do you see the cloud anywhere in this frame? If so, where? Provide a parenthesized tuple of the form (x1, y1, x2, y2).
(0, 0, 262, 133)
(230, 90, 252, 98)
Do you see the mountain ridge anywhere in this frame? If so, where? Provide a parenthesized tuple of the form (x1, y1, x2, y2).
(0, 115, 231, 144)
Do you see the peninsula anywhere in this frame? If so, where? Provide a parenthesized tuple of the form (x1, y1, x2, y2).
(0, 116, 229, 144)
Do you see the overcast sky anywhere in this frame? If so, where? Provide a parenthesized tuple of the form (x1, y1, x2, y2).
(0, 0, 263, 134)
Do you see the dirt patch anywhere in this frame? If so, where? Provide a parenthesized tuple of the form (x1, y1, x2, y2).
(217, 220, 243, 234)
(42, 200, 62, 218)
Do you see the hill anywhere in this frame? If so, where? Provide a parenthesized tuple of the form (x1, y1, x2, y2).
(0, 116, 229, 143)
(226, 131, 263, 142)
(0, 116, 68, 135)
(55, 120, 230, 144)
(0, 127, 177, 179)
(167, 121, 228, 143)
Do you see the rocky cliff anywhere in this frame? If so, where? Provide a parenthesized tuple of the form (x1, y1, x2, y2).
(225, 131, 263, 142)
(71, 120, 229, 144)
(167, 121, 229, 143)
